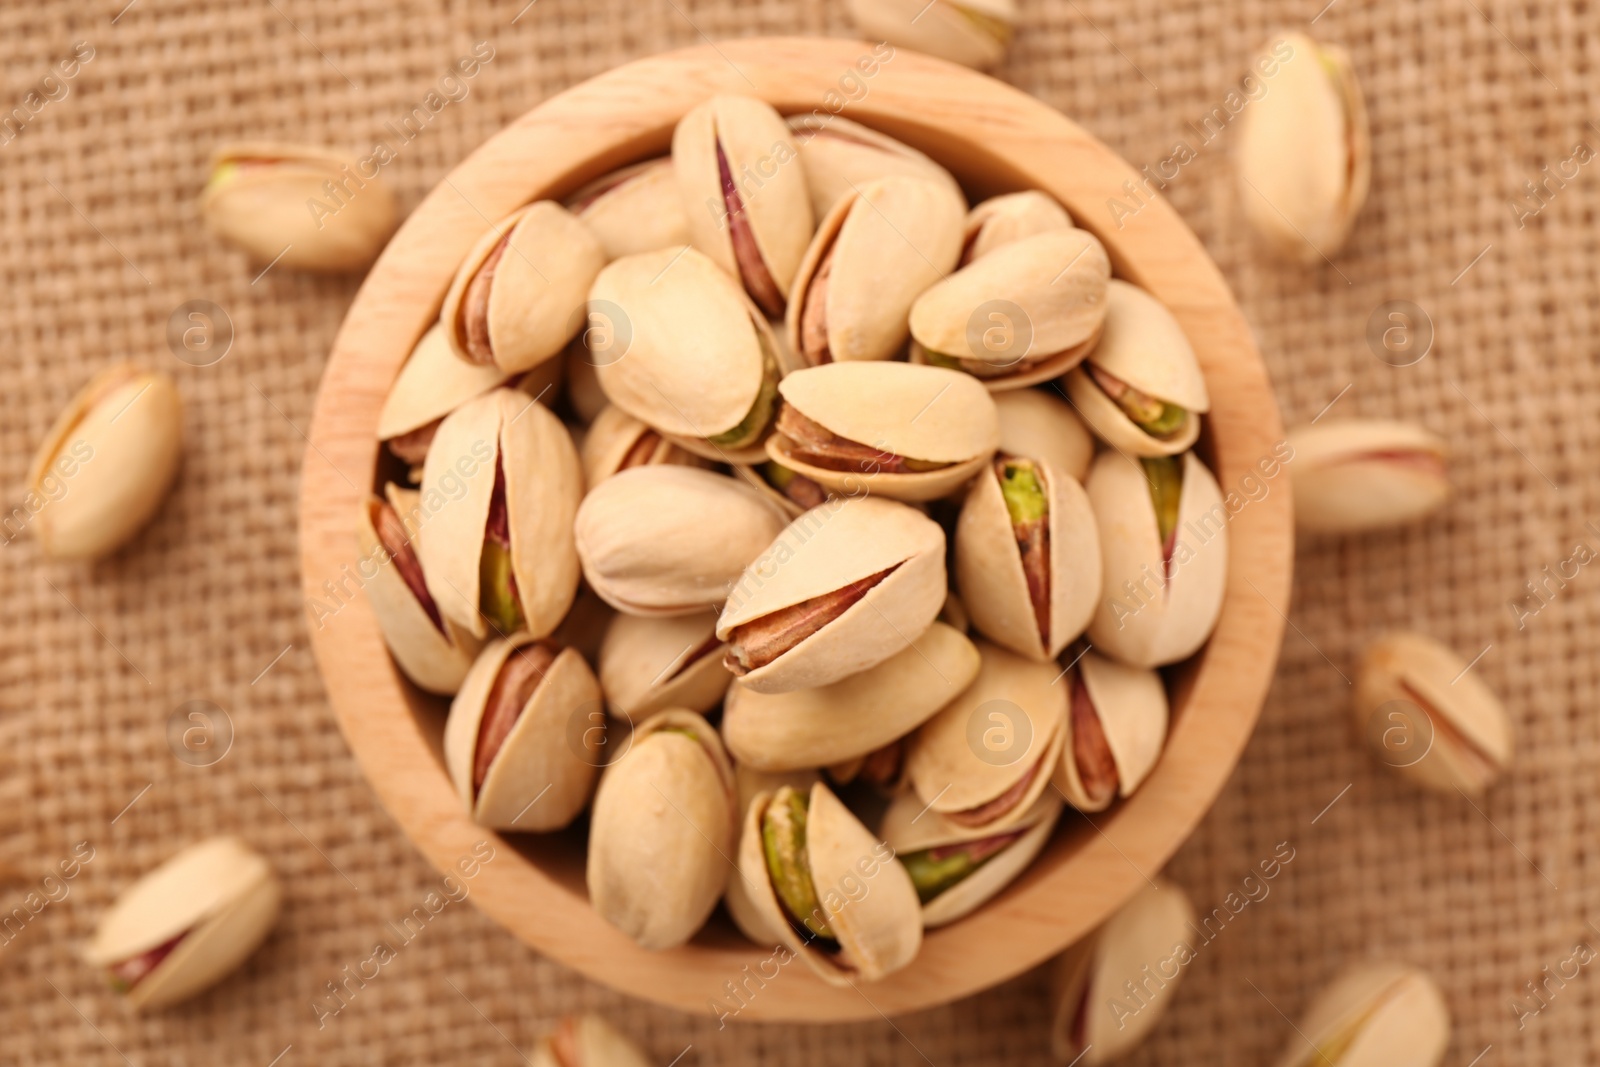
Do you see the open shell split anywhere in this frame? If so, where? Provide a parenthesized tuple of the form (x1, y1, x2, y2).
(1052, 650, 1169, 812)
(597, 610, 730, 719)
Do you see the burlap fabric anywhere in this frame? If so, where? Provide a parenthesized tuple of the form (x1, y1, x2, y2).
(2, 0, 1594, 1062)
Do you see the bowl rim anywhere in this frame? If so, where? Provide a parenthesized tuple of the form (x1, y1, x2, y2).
(299, 35, 1292, 1022)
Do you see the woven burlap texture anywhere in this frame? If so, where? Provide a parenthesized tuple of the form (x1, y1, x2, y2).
(3, 0, 1596, 1062)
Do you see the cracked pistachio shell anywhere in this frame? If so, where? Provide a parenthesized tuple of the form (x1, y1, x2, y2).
(910, 228, 1111, 390)
(723, 621, 980, 770)
(1052, 651, 1168, 812)
(738, 782, 922, 985)
(956, 456, 1101, 661)
(788, 114, 961, 219)
(962, 191, 1073, 265)
(378, 322, 510, 447)
(1354, 632, 1512, 796)
(597, 611, 730, 718)
(579, 403, 709, 486)
(1050, 878, 1196, 1063)
(587, 710, 735, 950)
(846, 0, 1016, 70)
(716, 496, 947, 693)
(1237, 33, 1371, 262)
(359, 486, 483, 695)
(590, 245, 781, 463)
(1086, 451, 1228, 668)
(85, 836, 281, 1012)
(726, 765, 822, 944)
(1064, 280, 1210, 458)
(200, 142, 396, 273)
(532, 1014, 654, 1067)
(441, 201, 606, 373)
(767, 362, 1001, 503)
(993, 388, 1095, 484)
(674, 94, 814, 316)
(566, 158, 691, 261)
(1271, 962, 1449, 1067)
(787, 177, 965, 366)
(883, 790, 1061, 927)
(417, 388, 583, 640)
(28, 363, 183, 561)
(1288, 419, 1450, 534)
(575, 466, 787, 616)
(905, 640, 1068, 833)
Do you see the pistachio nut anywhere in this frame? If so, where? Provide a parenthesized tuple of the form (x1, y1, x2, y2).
(961, 191, 1072, 266)
(564, 340, 610, 425)
(28, 362, 183, 561)
(674, 94, 814, 318)
(884, 790, 1061, 927)
(1085, 451, 1228, 668)
(590, 245, 783, 463)
(955, 454, 1101, 661)
(1354, 631, 1512, 796)
(1063, 280, 1210, 457)
(717, 495, 947, 693)
(1052, 650, 1168, 812)
(532, 1014, 654, 1067)
(904, 640, 1068, 833)
(734, 459, 831, 519)
(845, 0, 1016, 70)
(441, 201, 606, 373)
(566, 157, 691, 261)
(200, 142, 397, 273)
(358, 485, 483, 695)
(723, 621, 980, 770)
(788, 176, 965, 366)
(574, 466, 787, 616)
(379, 322, 511, 467)
(726, 765, 822, 945)
(417, 388, 583, 640)
(738, 782, 922, 985)
(766, 361, 1001, 503)
(910, 228, 1111, 390)
(85, 836, 281, 1011)
(1270, 962, 1450, 1067)
(993, 387, 1095, 484)
(1049, 878, 1196, 1063)
(580, 403, 708, 486)
(587, 709, 735, 949)
(597, 610, 730, 718)
(1288, 419, 1450, 534)
(787, 114, 961, 220)
(1236, 32, 1371, 262)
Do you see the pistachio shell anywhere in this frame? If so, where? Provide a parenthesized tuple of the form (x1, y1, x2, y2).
(766, 361, 1001, 503)
(27, 363, 183, 561)
(378, 321, 511, 444)
(909, 228, 1110, 391)
(992, 388, 1095, 483)
(567, 158, 692, 260)
(531, 1014, 655, 1067)
(716, 496, 947, 693)
(1288, 419, 1450, 534)
(845, 0, 1016, 70)
(580, 403, 708, 486)
(738, 783, 922, 985)
(787, 177, 965, 365)
(956, 456, 1101, 661)
(904, 640, 1068, 832)
(441, 201, 606, 373)
(723, 621, 980, 770)
(725, 765, 822, 945)
(200, 142, 397, 272)
(1271, 962, 1449, 1067)
(587, 710, 735, 949)
(597, 611, 730, 718)
(1052, 651, 1169, 812)
(1085, 451, 1228, 668)
(1050, 878, 1196, 1063)
(575, 466, 787, 616)
(962, 191, 1072, 264)
(787, 114, 961, 219)
(86, 836, 281, 1011)
(417, 388, 583, 639)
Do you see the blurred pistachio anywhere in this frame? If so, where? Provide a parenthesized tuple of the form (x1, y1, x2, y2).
(1288, 419, 1449, 535)
(1270, 961, 1449, 1067)
(846, 0, 1017, 70)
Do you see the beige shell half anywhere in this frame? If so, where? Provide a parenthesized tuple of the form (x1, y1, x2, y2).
(587, 710, 735, 950)
(441, 201, 605, 373)
(1085, 451, 1228, 668)
(566, 157, 691, 261)
(904, 640, 1067, 831)
(575, 466, 787, 616)
(844, 0, 1016, 70)
(992, 388, 1095, 483)
(716, 496, 947, 693)
(85, 836, 281, 1011)
(1271, 961, 1450, 1067)
(597, 610, 730, 718)
(962, 191, 1072, 264)
(786, 177, 965, 365)
(443, 637, 603, 831)
(28, 363, 184, 561)
(787, 113, 961, 219)
(1288, 418, 1450, 534)
(531, 1014, 655, 1067)
(378, 321, 510, 442)
(1052, 651, 1169, 812)
(580, 403, 708, 486)
(725, 765, 823, 945)
(723, 621, 980, 770)
(417, 388, 583, 640)
(955, 457, 1101, 661)
(737, 783, 922, 986)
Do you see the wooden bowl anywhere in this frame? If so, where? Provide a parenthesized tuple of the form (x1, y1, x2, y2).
(300, 37, 1291, 1021)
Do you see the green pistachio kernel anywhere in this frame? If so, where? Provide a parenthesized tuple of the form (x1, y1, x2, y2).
(761, 788, 834, 940)
(479, 540, 524, 634)
(1140, 456, 1183, 547)
(902, 848, 979, 904)
(998, 459, 1048, 525)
